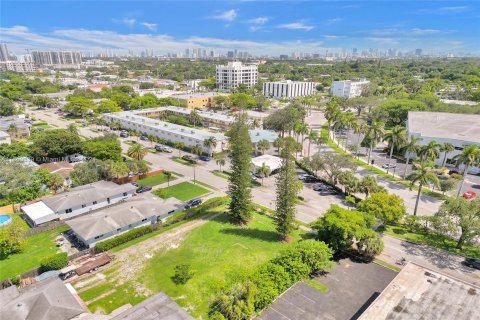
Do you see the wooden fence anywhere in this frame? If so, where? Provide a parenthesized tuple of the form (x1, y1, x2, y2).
(113, 169, 164, 185)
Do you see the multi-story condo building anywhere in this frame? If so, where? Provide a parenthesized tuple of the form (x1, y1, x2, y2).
(331, 79, 370, 98)
(407, 111, 480, 174)
(171, 92, 229, 109)
(263, 80, 316, 99)
(103, 111, 228, 153)
(0, 61, 36, 73)
(0, 44, 10, 61)
(31, 50, 82, 66)
(216, 61, 258, 92)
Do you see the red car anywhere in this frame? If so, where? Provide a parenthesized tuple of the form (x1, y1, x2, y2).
(463, 191, 477, 199)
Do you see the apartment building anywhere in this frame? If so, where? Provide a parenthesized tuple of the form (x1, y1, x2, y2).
(331, 79, 370, 98)
(21, 181, 136, 226)
(103, 111, 228, 153)
(407, 111, 480, 174)
(0, 44, 9, 61)
(263, 80, 316, 99)
(0, 61, 36, 73)
(172, 92, 228, 109)
(216, 61, 258, 91)
(31, 50, 82, 66)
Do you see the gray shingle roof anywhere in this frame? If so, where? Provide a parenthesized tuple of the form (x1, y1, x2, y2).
(66, 196, 183, 240)
(42, 181, 136, 212)
(0, 278, 84, 320)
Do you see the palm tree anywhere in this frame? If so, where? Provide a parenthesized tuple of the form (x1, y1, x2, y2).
(191, 144, 203, 157)
(147, 134, 157, 147)
(353, 121, 367, 158)
(453, 145, 480, 196)
(258, 163, 271, 185)
(440, 142, 455, 167)
(297, 123, 309, 155)
(250, 118, 261, 130)
(384, 125, 407, 174)
(189, 109, 202, 127)
(127, 144, 147, 161)
(359, 175, 378, 198)
(363, 121, 385, 165)
(164, 171, 173, 187)
(257, 139, 270, 155)
(402, 136, 422, 179)
(306, 130, 318, 157)
(418, 140, 440, 162)
(203, 136, 217, 156)
(324, 101, 340, 138)
(273, 137, 284, 155)
(344, 195, 356, 210)
(109, 161, 129, 179)
(406, 162, 440, 216)
(216, 157, 226, 172)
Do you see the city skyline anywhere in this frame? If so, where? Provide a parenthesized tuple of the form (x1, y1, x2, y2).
(1, 1, 479, 56)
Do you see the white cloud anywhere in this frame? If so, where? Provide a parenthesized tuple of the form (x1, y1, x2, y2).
(418, 6, 468, 14)
(409, 28, 441, 36)
(365, 37, 399, 45)
(211, 9, 237, 22)
(323, 35, 343, 40)
(324, 18, 343, 25)
(248, 17, 269, 25)
(278, 22, 314, 31)
(141, 22, 157, 32)
(113, 18, 137, 27)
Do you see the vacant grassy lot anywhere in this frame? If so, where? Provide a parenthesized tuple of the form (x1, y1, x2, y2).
(76, 209, 309, 318)
(153, 181, 210, 201)
(0, 225, 70, 280)
(136, 172, 178, 186)
(385, 224, 480, 259)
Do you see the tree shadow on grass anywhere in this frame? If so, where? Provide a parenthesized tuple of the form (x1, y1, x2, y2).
(220, 228, 280, 242)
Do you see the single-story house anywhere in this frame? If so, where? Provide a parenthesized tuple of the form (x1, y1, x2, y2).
(0, 278, 84, 320)
(66, 195, 183, 248)
(249, 130, 279, 144)
(21, 180, 136, 226)
(39, 161, 74, 184)
(251, 154, 283, 175)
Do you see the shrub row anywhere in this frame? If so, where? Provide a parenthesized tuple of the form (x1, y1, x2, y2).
(40, 252, 68, 272)
(95, 225, 154, 252)
(209, 240, 333, 320)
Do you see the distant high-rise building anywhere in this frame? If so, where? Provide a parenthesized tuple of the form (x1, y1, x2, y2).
(216, 61, 258, 92)
(352, 48, 358, 56)
(31, 50, 82, 66)
(415, 48, 422, 56)
(0, 44, 10, 61)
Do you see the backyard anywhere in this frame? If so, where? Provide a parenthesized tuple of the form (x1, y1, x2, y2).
(153, 181, 210, 201)
(0, 225, 70, 281)
(136, 172, 179, 186)
(73, 209, 310, 318)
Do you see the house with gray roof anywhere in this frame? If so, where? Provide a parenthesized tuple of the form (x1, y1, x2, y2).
(0, 278, 84, 320)
(66, 195, 183, 248)
(21, 181, 136, 226)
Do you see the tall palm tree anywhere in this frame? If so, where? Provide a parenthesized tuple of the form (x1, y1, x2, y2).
(440, 142, 455, 167)
(324, 101, 340, 138)
(363, 121, 385, 165)
(342, 112, 357, 150)
(453, 145, 480, 196)
(402, 136, 422, 178)
(273, 137, 284, 155)
(258, 163, 271, 185)
(384, 125, 407, 174)
(127, 144, 147, 161)
(298, 123, 309, 154)
(418, 140, 440, 162)
(189, 109, 202, 127)
(216, 157, 226, 172)
(109, 161, 129, 179)
(192, 144, 203, 156)
(358, 175, 378, 198)
(353, 121, 367, 158)
(407, 162, 440, 216)
(257, 139, 270, 155)
(203, 136, 217, 156)
(164, 171, 173, 187)
(306, 130, 318, 157)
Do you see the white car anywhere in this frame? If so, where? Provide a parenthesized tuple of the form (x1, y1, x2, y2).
(382, 163, 396, 169)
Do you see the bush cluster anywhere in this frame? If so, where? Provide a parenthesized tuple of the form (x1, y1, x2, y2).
(95, 225, 154, 252)
(40, 252, 68, 272)
(209, 240, 333, 320)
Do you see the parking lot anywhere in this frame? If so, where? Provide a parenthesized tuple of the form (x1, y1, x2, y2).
(257, 258, 398, 320)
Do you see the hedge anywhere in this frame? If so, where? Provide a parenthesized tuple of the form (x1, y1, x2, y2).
(40, 252, 68, 272)
(96, 225, 154, 252)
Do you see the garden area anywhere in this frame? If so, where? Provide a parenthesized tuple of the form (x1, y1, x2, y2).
(73, 208, 311, 318)
(136, 171, 179, 187)
(0, 225, 70, 281)
(153, 181, 210, 201)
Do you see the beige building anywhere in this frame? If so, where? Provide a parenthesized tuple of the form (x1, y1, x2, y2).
(172, 92, 228, 109)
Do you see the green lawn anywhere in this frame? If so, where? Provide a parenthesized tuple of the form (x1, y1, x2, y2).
(0, 225, 70, 280)
(78, 209, 309, 318)
(172, 157, 195, 166)
(136, 172, 178, 186)
(213, 170, 231, 179)
(153, 181, 210, 201)
(32, 122, 54, 129)
(384, 224, 480, 259)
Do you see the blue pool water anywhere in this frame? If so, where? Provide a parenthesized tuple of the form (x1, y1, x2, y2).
(0, 214, 12, 226)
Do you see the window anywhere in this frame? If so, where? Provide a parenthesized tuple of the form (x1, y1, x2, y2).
(117, 228, 121, 232)
(81, 204, 86, 208)
(142, 218, 148, 222)
(65, 208, 72, 213)
(94, 234, 104, 239)
(123, 192, 127, 196)
(93, 201, 97, 205)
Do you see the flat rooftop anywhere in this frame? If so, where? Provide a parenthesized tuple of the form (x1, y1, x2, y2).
(171, 92, 228, 99)
(135, 106, 235, 124)
(359, 262, 480, 320)
(408, 111, 480, 144)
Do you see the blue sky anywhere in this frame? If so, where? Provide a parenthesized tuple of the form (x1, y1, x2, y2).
(1, 1, 479, 55)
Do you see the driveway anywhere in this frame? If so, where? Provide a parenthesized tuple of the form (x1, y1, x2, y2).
(257, 258, 397, 320)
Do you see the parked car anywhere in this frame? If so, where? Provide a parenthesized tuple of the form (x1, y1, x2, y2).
(130, 181, 138, 187)
(303, 175, 318, 183)
(463, 257, 480, 270)
(382, 163, 397, 169)
(463, 191, 477, 199)
(319, 188, 338, 196)
(155, 144, 172, 153)
(185, 198, 202, 209)
(313, 183, 332, 192)
(136, 185, 152, 193)
(182, 155, 197, 164)
(251, 173, 258, 181)
(140, 135, 148, 141)
(199, 155, 211, 161)
(120, 131, 129, 138)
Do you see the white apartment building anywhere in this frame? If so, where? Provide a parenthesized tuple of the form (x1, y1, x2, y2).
(103, 111, 228, 153)
(331, 79, 370, 98)
(0, 61, 36, 73)
(263, 80, 316, 99)
(407, 111, 480, 174)
(216, 61, 258, 91)
(31, 50, 82, 66)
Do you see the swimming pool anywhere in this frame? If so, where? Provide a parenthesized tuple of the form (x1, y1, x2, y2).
(0, 214, 12, 227)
